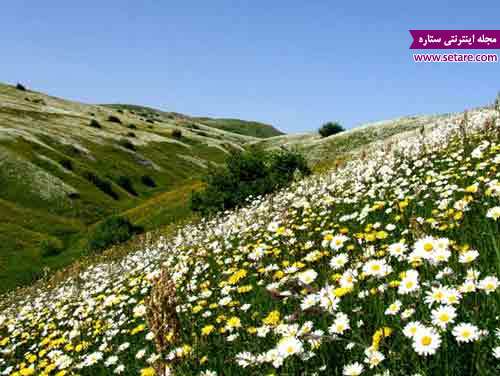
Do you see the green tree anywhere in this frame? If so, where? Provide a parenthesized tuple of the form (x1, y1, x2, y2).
(318, 121, 345, 138)
(190, 148, 310, 215)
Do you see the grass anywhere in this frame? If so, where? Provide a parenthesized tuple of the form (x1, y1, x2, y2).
(0, 82, 260, 293)
(104, 103, 283, 139)
(0, 106, 497, 375)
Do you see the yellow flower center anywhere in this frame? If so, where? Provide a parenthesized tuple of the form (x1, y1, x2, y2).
(438, 313, 449, 322)
(421, 336, 432, 346)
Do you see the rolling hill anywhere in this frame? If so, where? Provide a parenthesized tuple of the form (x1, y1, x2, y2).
(0, 82, 280, 291)
(0, 99, 497, 375)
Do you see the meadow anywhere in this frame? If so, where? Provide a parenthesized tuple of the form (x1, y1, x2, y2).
(0, 105, 499, 375)
(0, 83, 281, 292)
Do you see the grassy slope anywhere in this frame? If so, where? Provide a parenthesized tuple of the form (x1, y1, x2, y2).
(0, 106, 497, 375)
(104, 104, 283, 138)
(193, 117, 284, 138)
(0, 83, 270, 292)
(249, 112, 467, 171)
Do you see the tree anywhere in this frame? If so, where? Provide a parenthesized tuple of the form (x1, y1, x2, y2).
(190, 149, 310, 215)
(318, 122, 345, 138)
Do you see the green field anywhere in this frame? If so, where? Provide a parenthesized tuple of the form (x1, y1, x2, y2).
(0, 83, 280, 292)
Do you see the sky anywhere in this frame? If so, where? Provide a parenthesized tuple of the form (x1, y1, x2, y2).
(1, 1, 499, 133)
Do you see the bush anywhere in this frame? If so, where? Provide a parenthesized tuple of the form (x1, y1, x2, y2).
(108, 115, 122, 124)
(172, 129, 182, 139)
(40, 238, 63, 257)
(116, 175, 137, 196)
(141, 175, 156, 187)
(118, 138, 136, 151)
(318, 121, 345, 138)
(127, 132, 136, 138)
(89, 119, 102, 129)
(59, 158, 73, 171)
(190, 149, 310, 215)
(87, 216, 142, 253)
(83, 171, 118, 199)
(16, 83, 27, 91)
(128, 124, 137, 129)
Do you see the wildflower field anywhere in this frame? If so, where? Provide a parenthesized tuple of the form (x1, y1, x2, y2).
(0, 107, 499, 376)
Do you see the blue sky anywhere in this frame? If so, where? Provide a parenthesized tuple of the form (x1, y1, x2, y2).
(1, 1, 498, 133)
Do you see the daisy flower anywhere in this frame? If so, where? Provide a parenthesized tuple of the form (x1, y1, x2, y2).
(452, 323, 480, 343)
(478, 276, 499, 294)
(343, 362, 364, 375)
(431, 305, 457, 329)
(412, 326, 441, 356)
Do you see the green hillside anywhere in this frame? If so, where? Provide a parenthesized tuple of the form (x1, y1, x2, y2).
(1, 103, 498, 376)
(103, 104, 283, 138)
(0, 83, 277, 292)
(193, 117, 284, 138)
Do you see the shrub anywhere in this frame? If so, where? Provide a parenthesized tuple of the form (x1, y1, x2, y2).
(171, 129, 182, 139)
(118, 138, 136, 151)
(146, 119, 155, 124)
(128, 124, 137, 129)
(68, 192, 80, 199)
(83, 171, 118, 199)
(59, 158, 73, 171)
(116, 175, 137, 196)
(141, 175, 156, 187)
(89, 119, 102, 129)
(190, 148, 310, 215)
(127, 132, 136, 138)
(108, 115, 122, 124)
(16, 83, 27, 91)
(318, 121, 345, 138)
(87, 216, 142, 253)
(40, 238, 63, 257)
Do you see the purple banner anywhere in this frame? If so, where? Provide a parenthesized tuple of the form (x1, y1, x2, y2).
(409, 30, 500, 49)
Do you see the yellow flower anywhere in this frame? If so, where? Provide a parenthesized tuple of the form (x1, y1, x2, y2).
(372, 327, 393, 350)
(273, 270, 284, 280)
(262, 310, 280, 326)
(131, 324, 146, 335)
(465, 184, 478, 193)
(201, 325, 215, 336)
(226, 316, 241, 329)
(19, 368, 35, 376)
(228, 269, 247, 285)
(398, 200, 409, 210)
(389, 280, 400, 288)
(140, 367, 156, 376)
(192, 305, 203, 313)
(237, 285, 253, 293)
(334, 287, 352, 297)
(365, 233, 376, 242)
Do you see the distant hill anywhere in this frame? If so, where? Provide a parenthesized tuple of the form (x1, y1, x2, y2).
(0, 83, 279, 291)
(103, 104, 283, 138)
